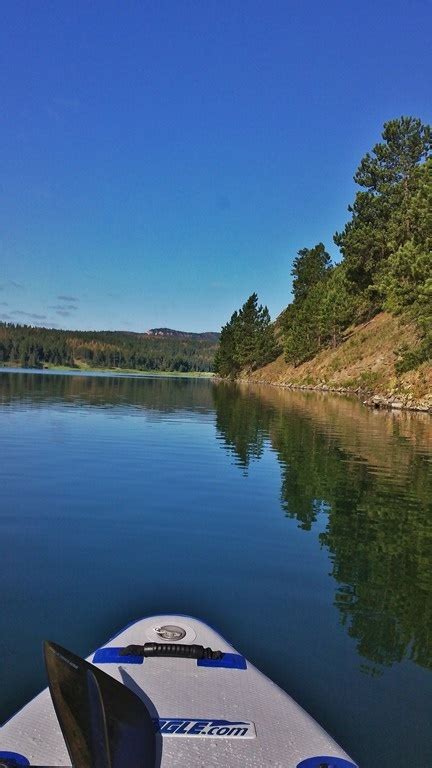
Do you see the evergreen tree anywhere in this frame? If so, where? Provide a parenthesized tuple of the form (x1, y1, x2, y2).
(255, 303, 281, 367)
(235, 295, 260, 369)
(334, 116, 431, 297)
(284, 246, 332, 365)
(320, 266, 359, 348)
(284, 285, 323, 365)
(354, 116, 431, 193)
(291, 243, 331, 304)
(377, 158, 432, 322)
(214, 312, 240, 378)
(214, 293, 280, 377)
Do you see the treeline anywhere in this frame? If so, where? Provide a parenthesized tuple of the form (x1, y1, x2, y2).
(0, 325, 218, 372)
(216, 116, 431, 376)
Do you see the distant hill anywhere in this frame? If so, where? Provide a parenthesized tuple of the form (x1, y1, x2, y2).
(145, 328, 219, 341)
(109, 327, 219, 341)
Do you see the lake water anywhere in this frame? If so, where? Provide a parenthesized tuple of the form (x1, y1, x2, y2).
(0, 369, 431, 767)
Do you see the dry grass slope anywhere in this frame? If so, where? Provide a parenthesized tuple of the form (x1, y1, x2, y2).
(245, 312, 431, 410)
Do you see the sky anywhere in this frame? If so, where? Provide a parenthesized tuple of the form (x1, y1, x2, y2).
(0, 0, 431, 333)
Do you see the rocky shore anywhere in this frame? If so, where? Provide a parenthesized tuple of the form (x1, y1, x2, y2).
(363, 391, 432, 412)
(233, 377, 432, 414)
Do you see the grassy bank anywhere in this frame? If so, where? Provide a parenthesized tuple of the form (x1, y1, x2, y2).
(242, 312, 431, 412)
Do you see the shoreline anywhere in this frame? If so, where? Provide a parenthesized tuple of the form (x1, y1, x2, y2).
(232, 376, 432, 413)
(220, 314, 432, 414)
(0, 364, 215, 379)
(1, 365, 430, 412)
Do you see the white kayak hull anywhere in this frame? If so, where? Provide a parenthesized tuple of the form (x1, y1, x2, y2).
(0, 614, 358, 767)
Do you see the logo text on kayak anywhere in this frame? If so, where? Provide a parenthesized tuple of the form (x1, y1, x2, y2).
(156, 718, 256, 738)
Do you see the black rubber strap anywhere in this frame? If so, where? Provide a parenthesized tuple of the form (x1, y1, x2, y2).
(120, 642, 223, 660)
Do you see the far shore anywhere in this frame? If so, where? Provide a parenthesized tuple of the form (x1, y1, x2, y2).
(0, 363, 215, 379)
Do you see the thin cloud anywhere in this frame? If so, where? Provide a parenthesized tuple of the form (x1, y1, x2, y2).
(0, 301, 8, 306)
(57, 295, 78, 302)
(0, 280, 24, 291)
(56, 310, 71, 317)
(11, 310, 47, 320)
(49, 304, 78, 311)
(0, 313, 11, 321)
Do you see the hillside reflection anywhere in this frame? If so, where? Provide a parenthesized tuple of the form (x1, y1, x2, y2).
(213, 382, 432, 674)
(0, 370, 214, 413)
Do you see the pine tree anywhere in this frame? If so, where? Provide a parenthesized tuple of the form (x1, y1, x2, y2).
(284, 245, 332, 365)
(215, 294, 280, 376)
(378, 158, 432, 322)
(214, 311, 241, 378)
(291, 243, 331, 304)
(334, 116, 431, 297)
(320, 266, 358, 348)
(235, 294, 260, 370)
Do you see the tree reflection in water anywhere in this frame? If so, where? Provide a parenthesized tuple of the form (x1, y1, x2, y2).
(213, 381, 432, 674)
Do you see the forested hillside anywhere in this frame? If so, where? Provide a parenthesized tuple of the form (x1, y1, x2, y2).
(0, 325, 218, 372)
(215, 117, 431, 390)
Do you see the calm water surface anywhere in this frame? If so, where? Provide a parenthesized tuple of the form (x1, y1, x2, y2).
(0, 370, 431, 767)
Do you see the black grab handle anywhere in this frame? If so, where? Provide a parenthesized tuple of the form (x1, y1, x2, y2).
(120, 642, 223, 660)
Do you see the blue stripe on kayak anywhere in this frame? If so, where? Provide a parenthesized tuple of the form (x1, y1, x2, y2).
(198, 653, 246, 669)
(93, 647, 144, 664)
(0, 753, 30, 766)
(297, 758, 358, 768)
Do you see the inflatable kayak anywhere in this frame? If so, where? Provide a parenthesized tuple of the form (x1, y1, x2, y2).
(0, 614, 358, 767)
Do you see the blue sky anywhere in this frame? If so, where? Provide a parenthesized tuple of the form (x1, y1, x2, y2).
(1, 0, 431, 332)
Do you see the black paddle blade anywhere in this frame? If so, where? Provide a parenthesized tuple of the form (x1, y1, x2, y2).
(44, 641, 156, 768)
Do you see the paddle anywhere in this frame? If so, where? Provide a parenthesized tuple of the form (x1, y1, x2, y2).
(44, 641, 156, 768)
(0, 641, 157, 768)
